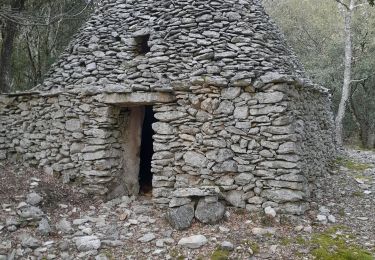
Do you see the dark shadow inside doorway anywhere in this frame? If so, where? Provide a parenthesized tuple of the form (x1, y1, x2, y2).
(139, 106, 155, 194)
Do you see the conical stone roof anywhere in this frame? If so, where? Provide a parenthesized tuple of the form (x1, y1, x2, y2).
(35, 0, 308, 93)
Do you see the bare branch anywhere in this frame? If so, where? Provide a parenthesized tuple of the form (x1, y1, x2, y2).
(0, 3, 92, 27)
(351, 77, 369, 83)
(335, 0, 350, 10)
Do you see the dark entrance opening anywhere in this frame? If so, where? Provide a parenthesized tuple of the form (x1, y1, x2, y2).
(139, 106, 155, 194)
(134, 34, 150, 55)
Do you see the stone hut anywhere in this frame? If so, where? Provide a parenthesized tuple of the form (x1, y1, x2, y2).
(0, 0, 336, 215)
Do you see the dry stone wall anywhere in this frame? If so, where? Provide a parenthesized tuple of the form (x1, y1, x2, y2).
(289, 85, 336, 183)
(0, 93, 124, 195)
(0, 81, 336, 215)
(151, 83, 335, 215)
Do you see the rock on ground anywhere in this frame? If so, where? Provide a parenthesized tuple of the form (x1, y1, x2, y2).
(75, 235, 101, 252)
(195, 198, 225, 224)
(178, 235, 208, 249)
(166, 204, 194, 230)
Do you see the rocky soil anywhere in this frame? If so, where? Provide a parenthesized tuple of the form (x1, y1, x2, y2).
(0, 148, 374, 260)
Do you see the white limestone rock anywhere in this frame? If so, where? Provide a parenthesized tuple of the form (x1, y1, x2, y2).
(75, 235, 101, 252)
(178, 235, 208, 249)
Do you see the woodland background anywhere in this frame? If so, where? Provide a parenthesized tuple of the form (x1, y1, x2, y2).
(0, 0, 374, 148)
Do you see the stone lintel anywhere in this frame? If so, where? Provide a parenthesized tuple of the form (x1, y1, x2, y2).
(99, 92, 176, 106)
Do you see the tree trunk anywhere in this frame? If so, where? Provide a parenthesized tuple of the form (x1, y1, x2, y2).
(361, 126, 375, 149)
(0, 0, 26, 93)
(335, 0, 355, 147)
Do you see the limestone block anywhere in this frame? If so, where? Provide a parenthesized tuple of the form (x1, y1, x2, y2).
(152, 122, 174, 135)
(215, 176, 234, 186)
(214, 148, 234, 162)
(261, 189, 304, 203)
(267, 180, 305, 191)
(234, 173, 254, 186)
(253, 115, 270, 123)
(65, 119, 81, 132)
(196, 110, 213, 122)
(195, 199, 225, 224)
(172, 187, 218, 197)
(166, 204, 194, 230)
(231, 144, 247, 154)
(224, 190, 245, 208)
(221, 87, 241, 99)
(153, 188, 172, 198)
(259, 160, 298, 169)
(277, 173, 306, 182)
(226, 126, 247, 136)
(234, 106, 249, 119)
(205, 76, 228, 87)
(178, 235, 208, 249)
(154, 111, 187, 122)
(262, 126, 294, 135)
(202, 139, 226, 148)
(277, 142, 298, 154)
(260, 140, 279, 150)
(278, 202, 309, 215)
(247, 196, 264, 205)
(272, 115, 293, 126)
(250, 106, 286, 115)
(201, 98, 219, 113)
(235, 122, 252, 129)
(152, 151, 174, 160)
(70, 143, 84, 154)
(254, 92, 284, 104)
(83, 151, 109, 161)
(259, 150, 274, 158)
(86, 62, 97, 72)
(169, 197, 191, 208)
(216, 100, 234, 115)
(183, 151, 208, 168)
(237, 165, 256, 172)
(212, 160, 238, 173)
(248, 140, 260, 150)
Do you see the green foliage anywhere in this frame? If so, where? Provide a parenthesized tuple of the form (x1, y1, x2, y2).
(242, 240, 260, 254)
(264, 0, 375, 147)
(335, 157, 373, 171)
(169, 249, 185, 259)
(311, 229, 373, 260)
(0, 0, 94, 91)
(210, 249, 230, 260)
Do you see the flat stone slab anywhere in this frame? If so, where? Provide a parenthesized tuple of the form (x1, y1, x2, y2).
(99, 92, 176, 106)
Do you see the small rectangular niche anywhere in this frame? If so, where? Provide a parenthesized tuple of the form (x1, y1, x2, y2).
(134, 34, 150, 55)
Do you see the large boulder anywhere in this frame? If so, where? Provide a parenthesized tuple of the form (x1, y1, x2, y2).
(195, 198, 225, 224)
(166, 204, 194, 230)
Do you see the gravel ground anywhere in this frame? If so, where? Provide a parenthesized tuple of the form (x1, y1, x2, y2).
(0, 148, 374, 260)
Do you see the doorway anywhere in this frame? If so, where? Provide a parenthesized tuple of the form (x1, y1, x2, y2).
(105, 92, 175, 199)
(139, 106, 155, 194)
(118, 106, 156, 196)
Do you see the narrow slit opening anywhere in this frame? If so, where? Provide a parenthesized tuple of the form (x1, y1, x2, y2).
(139, 106, 155, 194)
(134, 34, 150, 55)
